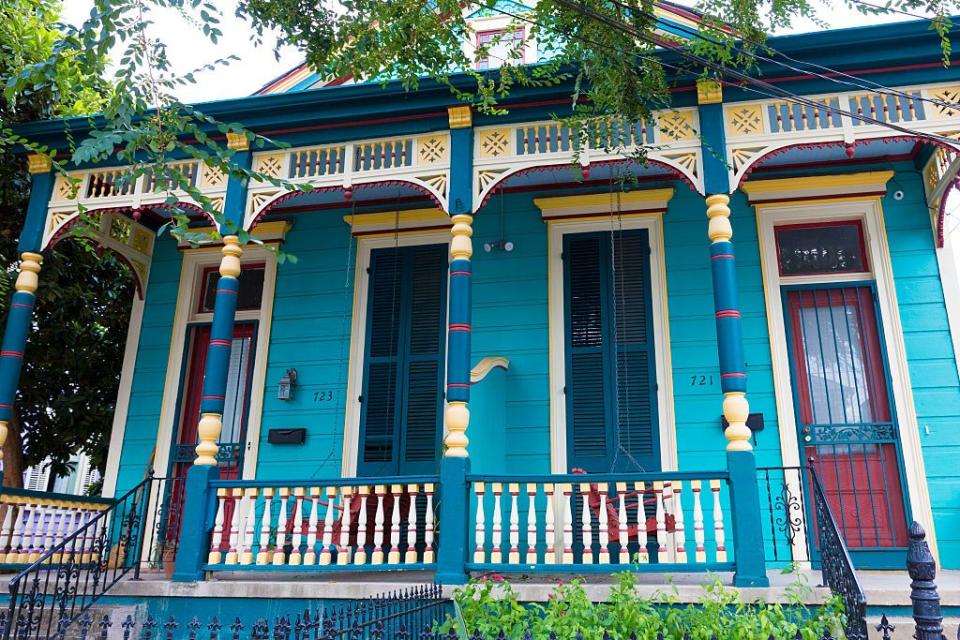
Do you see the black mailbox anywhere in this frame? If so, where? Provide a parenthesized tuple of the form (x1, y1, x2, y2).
(720, 413, 764, 433)
(268, 428, 306, 445)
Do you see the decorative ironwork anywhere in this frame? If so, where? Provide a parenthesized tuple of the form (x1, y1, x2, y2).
(171, 443, 242, 464)
(808, 465, 868, 640)
(810, 423, 898, 444)
(907, 521, 945, 640)
(757, 466, 810, 564)
(2, 476, 178, 640)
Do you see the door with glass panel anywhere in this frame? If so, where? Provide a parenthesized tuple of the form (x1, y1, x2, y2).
(776, 221, 909, 566)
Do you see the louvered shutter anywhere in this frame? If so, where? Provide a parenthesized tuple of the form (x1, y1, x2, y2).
(358, 244, 447, 476)
(563, 230, 659, 473)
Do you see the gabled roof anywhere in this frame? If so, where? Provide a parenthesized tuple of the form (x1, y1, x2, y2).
(253, 0, 715, 96)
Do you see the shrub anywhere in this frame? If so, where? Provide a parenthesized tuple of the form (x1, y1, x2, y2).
(442, 571, 846, 640)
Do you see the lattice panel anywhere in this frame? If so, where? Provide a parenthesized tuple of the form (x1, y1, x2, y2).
(417, 136, 448, 164)
(929, 86, 960, 119)
(657, 111, 696, 142)
(255, 154, 286, 179)
(199, 164, 227, 189)
(728, 105, 764, 137)
(479, 129, 511, 158)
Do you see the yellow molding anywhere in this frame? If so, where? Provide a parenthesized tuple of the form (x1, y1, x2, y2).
(342, 208, 451, 235)
(742, 171, 895, 203)
(448, 106, 473, 129)
(696, 79, 723, 105)
(534, 188, 675, 218)
(470, 356, 510, 383)
(27, 154, 52, 174)
(226, 132, 250, 152)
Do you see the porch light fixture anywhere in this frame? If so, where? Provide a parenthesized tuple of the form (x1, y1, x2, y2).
(278, 368, 297, 400)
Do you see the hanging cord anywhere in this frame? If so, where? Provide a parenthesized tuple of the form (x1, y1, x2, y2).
(608, 166, 644, 473)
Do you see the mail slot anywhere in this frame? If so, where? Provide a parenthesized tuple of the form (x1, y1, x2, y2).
(267, 428, 306, 444)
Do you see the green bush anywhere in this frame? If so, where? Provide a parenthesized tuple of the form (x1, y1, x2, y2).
(442, 571, 846, 640)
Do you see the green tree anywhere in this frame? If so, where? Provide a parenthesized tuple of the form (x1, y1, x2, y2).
(0, 0, 130, 489)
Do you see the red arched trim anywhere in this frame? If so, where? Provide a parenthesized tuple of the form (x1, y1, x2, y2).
(246, 180, 445, 232)
(47, 221, 148, 300)
(936, 180, 960, 249)
(475, 158, 692, 212)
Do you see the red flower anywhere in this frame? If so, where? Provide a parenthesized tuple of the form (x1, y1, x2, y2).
(489, 573, 505, 582)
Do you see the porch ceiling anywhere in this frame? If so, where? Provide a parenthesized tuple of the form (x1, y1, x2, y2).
(749, 138, 920, 175)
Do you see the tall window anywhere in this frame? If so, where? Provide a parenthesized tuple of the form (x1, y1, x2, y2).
(476, 29, 525, 70)
(357, 244, 448, 476)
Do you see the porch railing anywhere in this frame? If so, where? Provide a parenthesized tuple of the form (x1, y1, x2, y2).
(466, 472, 733, 573)
(203, 477, 438, 571)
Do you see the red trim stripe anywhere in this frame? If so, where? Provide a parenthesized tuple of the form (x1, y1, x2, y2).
(0, 351, 23, 358)
(0, 403, 12, 409)
(450, 270, 471, 277)
(448, 323, 471, 332)
(447, 383, 470, 389)
(711, 254, 735, 261)
(214, 288, 238, 295)
(209, 339, 233, 347)
(721, 373, 747, 379)
(202, 395, 225, 401)
(715, 310, 741, 319)
(10, 303, 31, 309)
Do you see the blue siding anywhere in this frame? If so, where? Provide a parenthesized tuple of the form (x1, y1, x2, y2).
(115, 238, 182, 496)
(882, 169, 960, 568)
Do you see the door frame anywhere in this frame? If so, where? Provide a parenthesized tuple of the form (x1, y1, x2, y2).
(341, 230, 452, 477)
(754, 191, 938, 563)
(546, 212, 676, 474)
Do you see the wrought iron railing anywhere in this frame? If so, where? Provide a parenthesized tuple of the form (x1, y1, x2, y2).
(2, 475, 178, 640)
(756, 466, 811, 565)
(0, 585, 451, 640)
(808, 465, 868, 640)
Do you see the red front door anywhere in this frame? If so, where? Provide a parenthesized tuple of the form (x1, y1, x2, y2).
(165, 323, 256, 543)
(785, 285, 909, 554)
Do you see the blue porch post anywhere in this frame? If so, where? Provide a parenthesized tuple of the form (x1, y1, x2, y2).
(0, 154, 53, 483)
(174, 133, 252, 581)
(436, 105, 474, 585)
(698, 80, 769, 587)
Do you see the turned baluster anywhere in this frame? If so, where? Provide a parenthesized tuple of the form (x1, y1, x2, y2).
(525, 484, 538, 565)
(692, 481, 706, 563)
(319, 487, 336, 566)
(544, 484, 556, 565)
(354, 486, 369, 565)
(711, 480, 727, 563)
(490, 483, 503, 564)
(580, 483, 593, 564)
(597, 484, 610, 565)
(273, 488, 289, 565)
(371, 485, 386, 565)
(561, 484, 574, 564)
(0, 505, 14, 557)
(673, 482, 687, 564)
(423, 483, 435, 564)
(473, 483, 486, 564)
(224, 489, 242, 565)
(616, 483, 629, 564)
(635, 482, 649, 564)
(404, 485, 418, 564)
(387, 485, 402, 564)
(304, 488, 320, 565)
(654, 482, 668, 563)
(209, 489, 227, 564)
(508, 484, 520, 565)
(6, 505, 25, 563)
(289, 488, 305, 566)
(256, 488, 273, 565)
(337, 487, 353, 565)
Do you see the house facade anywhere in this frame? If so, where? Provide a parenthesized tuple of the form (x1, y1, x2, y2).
(3, 10, 960, 595)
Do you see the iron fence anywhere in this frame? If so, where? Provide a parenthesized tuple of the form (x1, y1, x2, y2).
(756, 466, 810, 565)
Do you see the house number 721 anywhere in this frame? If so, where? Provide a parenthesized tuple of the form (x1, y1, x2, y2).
(690, 375, 714, 387)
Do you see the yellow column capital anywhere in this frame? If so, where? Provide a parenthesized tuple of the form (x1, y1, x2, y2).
(696, 79, 723, 105)
(448, 106, 473, 129)
(26, 154, 52, 175)
(195, 412, 222, 465)
(219, 236, 243, 278)
(225, 132, 250, 152)
(722, 392, 752, 452)
(450, 214, 473, 261)
(0, 420, 7, 460)
(15, 253, 43, 294)
(444, 401, 469, 457)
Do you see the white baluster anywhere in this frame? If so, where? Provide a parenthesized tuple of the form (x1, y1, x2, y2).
(0, 504, 14, 557)
(24, 504, 41, 563)
(473, 483, 486, 564)
(338, 487, 353, 565)
(372, 485, 386, 564)
(580, 483, 593, 564)
(240, 489, 257, 565)
(508, 484, 520, 565)
(320, 487, 336, 565)
(289, 488, 305, 566)
(43, 506, 60, 562)
(525, 484, 538, 565)
(224, 489, 243, 565)
(674, 481, 687, 564)
(544, 484, 556, 565)
(655, 481, 668, 563)
(304, 488, 320, 565)
(354, 486, 369, 565)
(6, 505, 24, 563)
(53, 506, 71, 562)
(423, 484, 435, 564)
(598, 483, 610, 565)
(692, 481, 706, 563)
(388, 484, 402, 564)
(490, 483, 503, 564)
(404, 485, 418, 564)
(256, 488, 273, 565)
(617, 483, 629, 564)
(711, 480, 727, 563)
(561, 484, 574, 565)
(209, 489, 227, 564)
(273, 487, 289, 565)
(635, 482, 649, 564)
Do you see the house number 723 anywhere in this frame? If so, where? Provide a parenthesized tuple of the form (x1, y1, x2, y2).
(313, 390, 334, 402)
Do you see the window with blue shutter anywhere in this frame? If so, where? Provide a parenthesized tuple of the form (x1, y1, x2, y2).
(563, 230, 659, 473)
(358, 244, 448, 476)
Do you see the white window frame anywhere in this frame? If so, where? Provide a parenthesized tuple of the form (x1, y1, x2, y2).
(546, 214, 677, 474)
(341, 230, 452, 477)
(756, 197, 938, 562)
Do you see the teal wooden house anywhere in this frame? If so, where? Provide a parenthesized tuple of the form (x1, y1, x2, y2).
(3, 5, 960, 617)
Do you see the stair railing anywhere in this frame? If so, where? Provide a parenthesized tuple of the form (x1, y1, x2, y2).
(2, 474, 170, 640)
(807, 464, 868, 640)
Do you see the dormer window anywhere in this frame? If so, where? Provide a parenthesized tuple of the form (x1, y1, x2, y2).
(476, 28, 525, 70)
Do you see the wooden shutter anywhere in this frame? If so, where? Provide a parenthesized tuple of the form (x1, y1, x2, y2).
(563, 230, 659, 473)
(358, 244, 447, 476)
